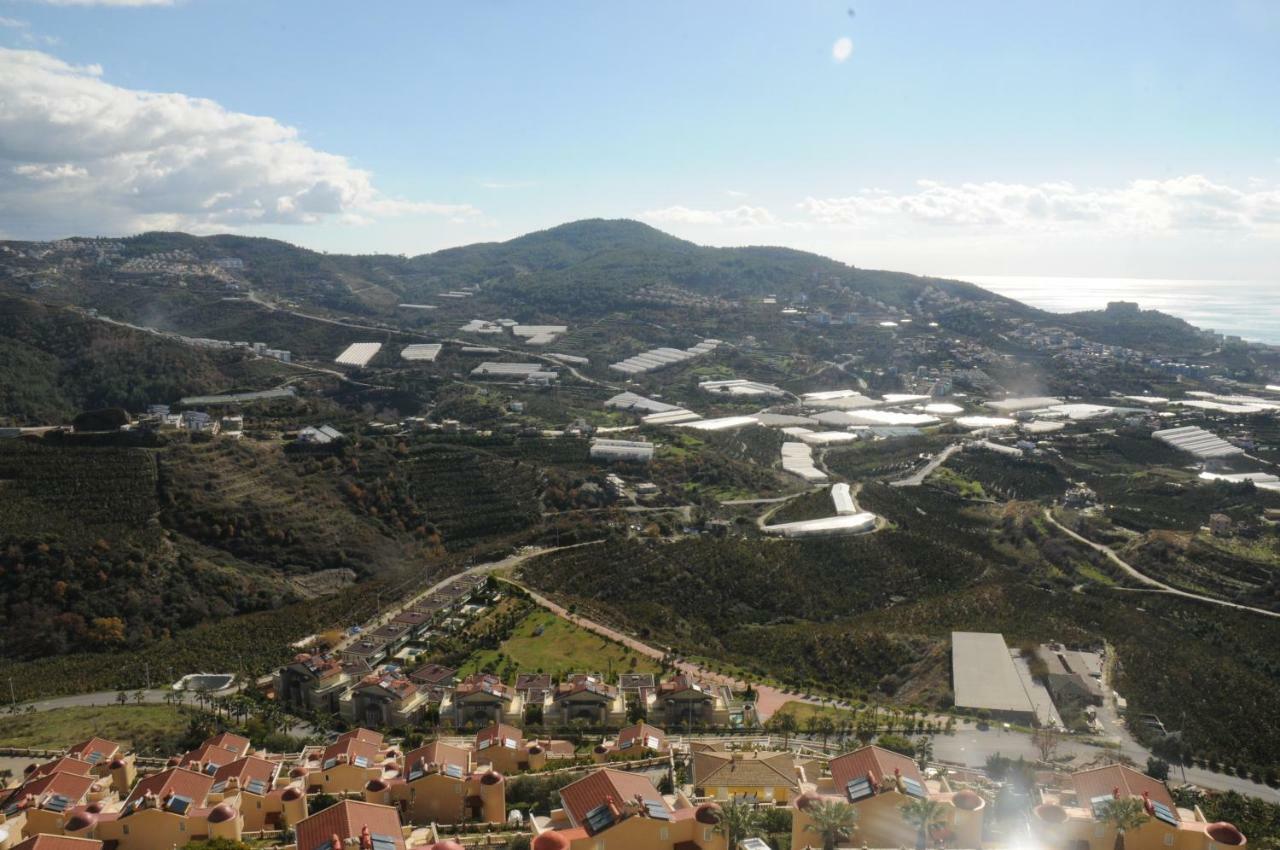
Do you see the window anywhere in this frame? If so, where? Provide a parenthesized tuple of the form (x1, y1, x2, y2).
(122, 826, 130, 836)
(659, 826, 669, 841)
(704, 827, 713, 841)
(1163, 835, 1174, 847)
(179, 822, 186, 833)
(764, 786, 774, 800)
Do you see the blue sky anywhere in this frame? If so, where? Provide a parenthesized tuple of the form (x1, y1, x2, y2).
(1, 0, 1277, 278)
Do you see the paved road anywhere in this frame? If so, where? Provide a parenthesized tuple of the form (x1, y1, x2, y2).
(890, 443, 962, 487)
(1044, 509, 1280, 619)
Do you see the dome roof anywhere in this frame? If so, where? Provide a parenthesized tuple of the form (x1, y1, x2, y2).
(1035, 804, 1068, 824)
(23, 763, 37, 775)
(65, 811, 98, 832)
(527, 744, 544, 755)
(366, 779, 389, 793)
(795, 791, 822, 811)
(695, 802, 723, 824)
(85, 802, 104, 814)
(480, 770, 504, 786)
(109, 758, 126, 770)
(1207, 823, 1246, 846)
(290, 766, 309, 777)
(953, 789, 984, 811)
(281, 787, 304, 802)
(531, 833, 571, 850)
(207, 803, 237, 824)
(430, 842, 466, 850)
(168, 757, 182, 767)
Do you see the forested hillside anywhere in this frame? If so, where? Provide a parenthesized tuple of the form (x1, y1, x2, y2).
(0, 295, 282, 424)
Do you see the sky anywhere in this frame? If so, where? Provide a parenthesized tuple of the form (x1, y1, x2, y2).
(1, 0, 1278, 280)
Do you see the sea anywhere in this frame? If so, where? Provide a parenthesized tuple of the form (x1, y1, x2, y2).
(951, 276, 1280, 346)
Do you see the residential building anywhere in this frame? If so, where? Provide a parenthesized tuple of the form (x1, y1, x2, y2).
(298, 729, 389, 795)
(295, 800, 406, 850)
(444, 674, 523, 727)
(690, 746, 800, 804)
(651, 675, 731, 727)
(791, 745, 986, 849)
(1035, 645, 1104, 707)
(1032, 764, 1246, 850)
(472, 724, 572, 775)
(275, 653, 359, 715)
(341, 670, 434, 728)
(593, 723, 670, 763)
(531, 768, 727, 850)
(365, 740, 505, 825)
(3, 769, 101, 841)
(550, 674, 626, 726)
(66, 767, 243, 850)
(208, 756, 280, 832)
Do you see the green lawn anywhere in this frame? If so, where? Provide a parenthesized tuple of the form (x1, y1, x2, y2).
(459, 609, 661, 682)
(0, 704, 188, 753)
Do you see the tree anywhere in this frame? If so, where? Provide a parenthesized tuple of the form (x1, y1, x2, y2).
(1033, 728, 1061, 763)
(712, 798, 763, 850)
(777, 712, 798, 751)
(804, 799, 859, 850)
(900, 797, 949, 850)
(1145, 757, 1170, 782)
(1098, 796, 1150, 850)
(914, 735, 934, 770)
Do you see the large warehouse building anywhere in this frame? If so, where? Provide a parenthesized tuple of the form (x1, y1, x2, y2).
(951, 631, 1038, 724)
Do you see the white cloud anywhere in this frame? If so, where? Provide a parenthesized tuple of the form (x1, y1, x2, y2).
(832, 36, 853, 63)
(0, 48, 478, 238)
(797, 175, 1280, 233)
(724, 189, 748, 198)
(0, 16, 28, 28)
(640, 204, 778, 228)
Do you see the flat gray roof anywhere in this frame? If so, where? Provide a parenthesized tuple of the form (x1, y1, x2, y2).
(951, 631, 1037, 716)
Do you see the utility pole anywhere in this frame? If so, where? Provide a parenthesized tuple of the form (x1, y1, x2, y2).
(9, 677, 15, 707)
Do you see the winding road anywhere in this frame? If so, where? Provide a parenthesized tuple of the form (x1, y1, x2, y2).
(1043, 509, 1280, 619)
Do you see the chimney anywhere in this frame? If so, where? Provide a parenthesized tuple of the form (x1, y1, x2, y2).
(360, 825, 372, 850)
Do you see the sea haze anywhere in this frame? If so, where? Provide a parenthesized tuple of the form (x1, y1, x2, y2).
(954, 276, 1280, 346)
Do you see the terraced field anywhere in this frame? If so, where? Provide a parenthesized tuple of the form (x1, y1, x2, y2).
(402, 443, 543, 550)
(0, 441, 159, 543)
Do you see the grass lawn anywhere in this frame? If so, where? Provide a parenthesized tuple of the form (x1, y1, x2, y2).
(0, 704, 188, 753)
(459, 609, 661, 681)
(771, 700, 859, 726)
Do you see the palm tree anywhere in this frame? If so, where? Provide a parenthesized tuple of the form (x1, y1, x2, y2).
(1099, 796, 1150, 850)
(713, 798, 762, 849)
(804, 799, 859, 850)
(777, 712, 798, 751)
(900, 797, 949, 850)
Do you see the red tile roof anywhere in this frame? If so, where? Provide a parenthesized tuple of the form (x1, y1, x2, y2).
(179, 743, 241, 772)
(403, 741, 470, 775)
(322, 736, 383, 768)
(409, 663, 455, 685)
(213, 756, 279, 792)
(616, 723, 667, 750)
(204, 732, 252, 757)
(475, 723, 524, 751)
(12, 836, 104, 850)
(123, 767, 215, 812)
(1071, 765, 1177, 818)
(829, 745, 926, 800)
(558, 768, 669, 831)
(455, 673, 513, 701)
(296, 799, 405, 850)
(28, 757, 93, 780)
(336, 728, 384, 747)
(66, 738, 120, 765)
(2, 770, 97, 811)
